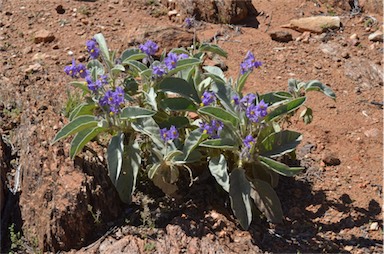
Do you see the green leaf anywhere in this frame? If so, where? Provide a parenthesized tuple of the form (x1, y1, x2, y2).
(200, 138, 236, 150)
(166, 58, 201, 77)
(259, 130, 302, 158)
(121, 48, 147, 62)
(251, 163, 279, 188)
(236, 72, 250, 94)
(120, 106, 156, 120)
(203, 66, 226, 81)
(300, 107, 313, 124)
(264, 97, 306, 122)
(123, 60, 148, 75)
(260, 92, 290, 106)
(87, 59, 105, 76)
(209, 154, 229, 192)
(169, 48, 189, 55)
(250, 179, 283, 223)
(150, 163, 179, 196)
(52, 115, 98, 144)
(229, 168, 252, 230)
(198, 106, 239, 127)
(69, 127, 106, 159)
(69, 81, 89, 94)
(199, 43, 228, 58)
(304, 80, 336, 100)
(69, 103, 96, 121)
(211, 82, 236, 113)
(115, 139, 141, 203)
(107, 132, 124, 185)
(131, 117, 164, 149)
(94, 33, 111, 62)
(165, 150, 184, 161)
(159, 97, 197, 111)
(144, 87, 158, 111)
(183, 128, 204, 160)
(111, 64, 125, 77)
(259, 156, 304, 177)
(157, 77, 200, 103)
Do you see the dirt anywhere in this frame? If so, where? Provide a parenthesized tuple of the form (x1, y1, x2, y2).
(0, 0, 383, 253)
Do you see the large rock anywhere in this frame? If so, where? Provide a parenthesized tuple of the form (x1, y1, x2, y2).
(161, 0, 257, 24)
(34, 29, 55, 44)
(17, 108, 122, 252)
(282, 16, 341, 33)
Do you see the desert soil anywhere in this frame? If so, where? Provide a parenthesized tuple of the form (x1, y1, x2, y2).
(0, 0, 383, 253)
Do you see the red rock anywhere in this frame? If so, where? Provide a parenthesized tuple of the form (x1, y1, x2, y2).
(34, 29, 55, 43)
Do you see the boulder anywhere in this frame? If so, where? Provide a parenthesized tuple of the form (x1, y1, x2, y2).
(282, 16, 341, 33)
(160, 0, 257, 24)
(17, 108, 122, 252)
(368, 28, 383, 42)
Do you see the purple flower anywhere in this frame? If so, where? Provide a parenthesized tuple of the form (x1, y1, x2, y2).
(86, 74, 107, 92)
(232, 95, 240, 106)
(160, 125, 179, 142)
(240, 93, 256, 108)
(177, 53, 188, 60)
(200, 91, 216, 106)
(241, 135, 255, 158)
(77, 63, 88, 78)
(139, 40, 159, 56)
(64, 59, 78, 78)
(240, 51, 262, 74)
(199, 120, 223, 138)
(99, 74, 109, 85)
(185, 17, 195, 29)
(86, 38, 100, 59)
(99, 87, 125, 114)
(243, 135, 255, 148)
(152, 63, 167, 77)
(246, 104, 260, 123)
(164, 52, 178, 70)
(256, 99, 268, 117)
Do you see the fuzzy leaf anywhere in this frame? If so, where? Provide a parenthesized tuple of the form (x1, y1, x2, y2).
(52, 115, 98, 144)
(69, 103, 96, 121)
(157, 77, 200, 103)
(259, 156, 304, 177)
(131, 117, 164, 149)
(69, 127, 106, 159)
(209, 154, 229, 192)
(199, 43, 228, 58)
(259, 130, 302, 158)
(107, 132, 124, 185)
(115, 139, 141, 203)
(264, 97, 306, 122)
(121, 48, 147, 62)
(183, 128, 204, 160)
(229, 168, 252, 230)
(304, 80, 336, 100)
(94, 33, 111, 62)
(160, 97, 197, 111)
(120, 106, 156, 120)
(198, 106, 239, 127)
(250, 179, 283, 223)
(200, 138, 236, 150)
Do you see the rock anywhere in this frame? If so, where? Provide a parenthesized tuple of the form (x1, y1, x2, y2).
(282, 16, 341, 33)
(32, 53, 48, 61)
(22, 46, 33, 54)
(160, 0, 256, 24)
(370, 222, 379, 231)
(364, 128, 379, 138)
(55, 5, 65, 14)
(344, 58, 383, 87)
(344, 245, 354, 251)
(368, 30, 383, 42)
(322, 152, 341, 166)
(359, 0, 383, 15)
(18, 110, 123, 251)
(34, 29, 55, 43)
(296, 31, 311, 43)
(319, 42, 339, 55)
(168, 9, 178, 17)
(25, 63, 42, 73)
(269, 31, 293, 42)
(341, 52, 350, 59)
(127, 26, 195, 54)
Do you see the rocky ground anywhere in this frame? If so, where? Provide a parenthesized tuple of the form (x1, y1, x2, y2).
(0, 0, 383, 253)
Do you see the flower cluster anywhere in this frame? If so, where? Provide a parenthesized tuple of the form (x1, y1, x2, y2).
(86, 38, 100, 59)
(152, 52, 188, 78)
(139, 40, 159, 56)
(99, 87, 125, 114)
(86, 74, 109, 92)
(200, 91, 216, 106)
(160, 125, 179, 142)
(64, 59, 88, 78)
(199, 119, 224, 138)
(232, 93, 268, 123)
(240, 51, 262, 75)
